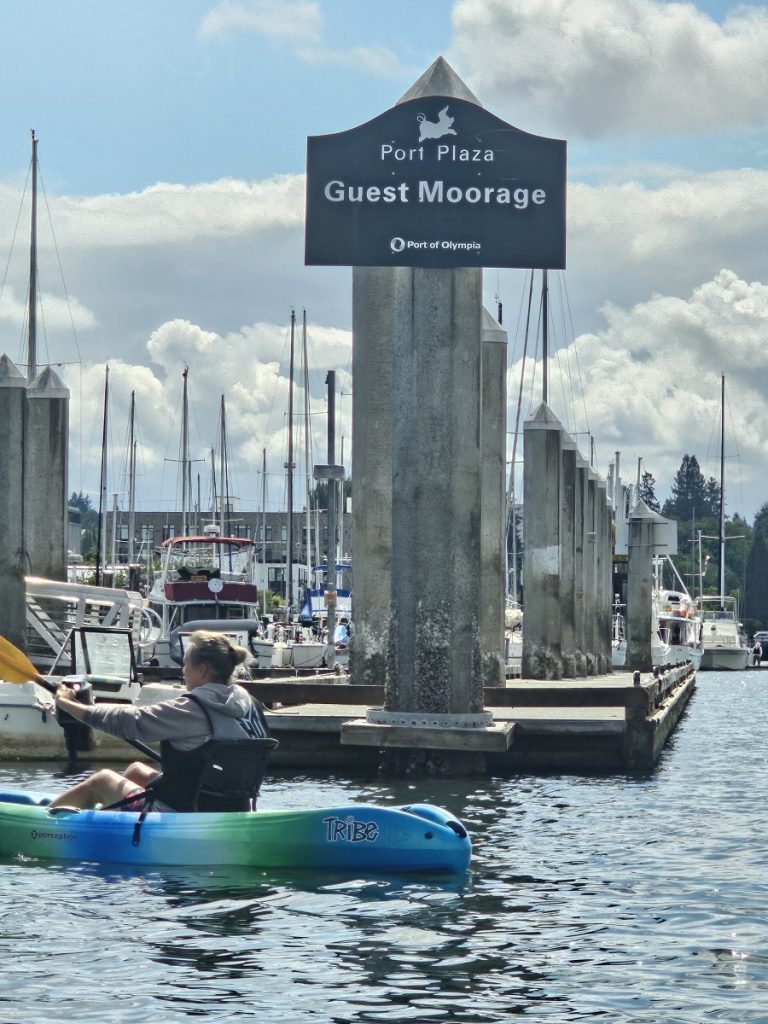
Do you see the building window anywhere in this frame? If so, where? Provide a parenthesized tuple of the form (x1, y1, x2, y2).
(162, 524, 174, 541)
(141, 525, 155, 542)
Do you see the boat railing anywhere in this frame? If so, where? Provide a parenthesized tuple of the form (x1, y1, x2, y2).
(25, 576, 151, 671)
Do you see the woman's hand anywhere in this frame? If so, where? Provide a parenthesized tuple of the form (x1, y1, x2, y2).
(54, 684, 84, 720)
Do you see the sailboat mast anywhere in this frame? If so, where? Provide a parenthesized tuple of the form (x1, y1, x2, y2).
(286, 311, 296, 616)
(219, 396, 226, 537)
(128, 391, 136, 564)
(181, 367, 189, 536)
(302, 310, 312, 589)
(261, 447, 267, 618)
(542, 269, 549, 405)
(27, 130, 38, 383)
(718, 373, 726, 602)
(95, 365, 109, 585)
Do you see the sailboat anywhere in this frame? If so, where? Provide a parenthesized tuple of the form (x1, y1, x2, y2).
(696, 375, 750, 671)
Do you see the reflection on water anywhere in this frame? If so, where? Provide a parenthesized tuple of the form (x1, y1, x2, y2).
(1, 674, 767, 1023)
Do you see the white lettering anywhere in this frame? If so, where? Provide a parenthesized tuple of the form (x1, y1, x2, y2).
(380, 144, 424, 161)
(324, 180, 345, 202)
(434, 145, 495, 162)
(532, 189, 546, 204)
(419, 180, 443, 203)
(324, 180, 410, 202)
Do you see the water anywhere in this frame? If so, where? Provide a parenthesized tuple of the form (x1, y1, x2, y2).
(1, 672, 766, 1023)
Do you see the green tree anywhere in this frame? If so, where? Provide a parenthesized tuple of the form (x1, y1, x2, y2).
(661, 455, 710, 521)
(704, 477, 722, 518)
(638, 470, 660, 512)
(69, 491, 94, 513)
(742, 533, 768, 632)
(753, 501, 768, 541)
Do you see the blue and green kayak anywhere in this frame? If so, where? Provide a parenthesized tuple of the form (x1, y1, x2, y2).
(0, 791, 471, 874)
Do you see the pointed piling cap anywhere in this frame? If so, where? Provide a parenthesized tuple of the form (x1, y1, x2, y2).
(28, 364, 69, 399)
(0, 354, 27, 388)
(629, 497, 672, 524)
(398, 56, 482, 106)
(481, 306, 507, 343)
(525, 401, 565, 432)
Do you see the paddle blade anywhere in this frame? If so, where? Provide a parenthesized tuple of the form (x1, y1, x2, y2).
(0, 635, 42, 684)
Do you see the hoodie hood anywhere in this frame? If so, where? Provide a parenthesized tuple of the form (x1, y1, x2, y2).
(188, 681, 253, 719)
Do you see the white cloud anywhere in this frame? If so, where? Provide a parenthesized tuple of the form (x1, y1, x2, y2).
(451, 0, 768, 137)
(200, 0, 403, 76)
(200, 0, 323, 43)
(533, 270, 768, 512)
(63, 316, 352, 514)
(0, 284, 95, 331)
(294, 43, 404, 77)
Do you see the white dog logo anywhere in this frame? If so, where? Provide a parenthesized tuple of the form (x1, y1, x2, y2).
(417, 106, 457, 143)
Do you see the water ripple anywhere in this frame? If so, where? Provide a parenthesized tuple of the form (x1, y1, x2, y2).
(1, 674, 767, 1022)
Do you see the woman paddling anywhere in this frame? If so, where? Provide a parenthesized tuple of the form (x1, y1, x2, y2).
(48, 630, 271, 812)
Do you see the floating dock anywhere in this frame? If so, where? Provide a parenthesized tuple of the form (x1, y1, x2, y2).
(240, 663, 695, 774)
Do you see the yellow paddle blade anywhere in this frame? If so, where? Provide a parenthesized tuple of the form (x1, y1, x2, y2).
(0, 635, 40, 684)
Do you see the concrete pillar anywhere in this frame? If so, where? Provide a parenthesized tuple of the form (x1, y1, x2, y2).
(387, 266, 483, 714)
(349, 267, 396, 686)
(585, 468, 598, 674)
(573, 455, 588, 675)
(626, 503, 655, 673)
(479, 307, 507, 688)
(559, 432, 578, 677)
(521, 402, 564, 679)
(25, 366, 69, 580)
(0, 355, 27, 648)
(594, 477, 611, 673)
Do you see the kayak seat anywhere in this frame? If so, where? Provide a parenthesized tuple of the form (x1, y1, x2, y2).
(192, 738, 280, 812)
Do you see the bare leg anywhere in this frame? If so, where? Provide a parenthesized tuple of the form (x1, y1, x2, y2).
(123, 762, 161, 788)
(48, 768, 144, 810)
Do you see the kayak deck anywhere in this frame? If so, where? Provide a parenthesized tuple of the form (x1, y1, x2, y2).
(0, 791, 471, 874)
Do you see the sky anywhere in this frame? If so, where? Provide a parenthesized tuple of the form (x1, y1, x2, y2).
(2, 0, 768, 521)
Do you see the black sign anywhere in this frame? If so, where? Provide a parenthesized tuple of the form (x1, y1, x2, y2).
(305, 96, 566, 269)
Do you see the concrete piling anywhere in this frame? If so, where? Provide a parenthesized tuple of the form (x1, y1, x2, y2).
(626, 503, 655, 673)
(479, 308, 507, 689)
(387, 266, 483, 715)
(522, 403, 564, 679)
(349, 267, 395, 687)
(25, 366, 69, 580)
(0, 356, 27, 648)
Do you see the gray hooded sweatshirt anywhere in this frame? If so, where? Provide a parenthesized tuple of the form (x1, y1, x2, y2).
(76, 683, 264, 751)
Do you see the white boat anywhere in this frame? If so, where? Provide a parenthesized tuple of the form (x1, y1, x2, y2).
(249, 626, 332, 673)
(504, 602, 522, 676)
(0, 625, 183, 760)
(612, 559, 704, 670)
(696, 595, 750, 671)
(300, 561, 353, 622)
(693, 376, 751, 672)
(147, 528, 263, 665)
(653, 586, 704, 670)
